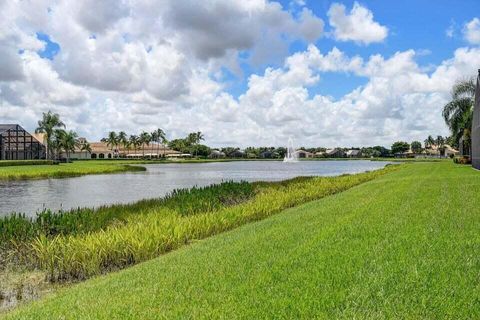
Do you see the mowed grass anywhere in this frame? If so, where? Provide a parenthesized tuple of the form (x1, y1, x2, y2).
(4, 162, 480, 319)
(0, 161, 147, 180)
(0, 159, 280, 181)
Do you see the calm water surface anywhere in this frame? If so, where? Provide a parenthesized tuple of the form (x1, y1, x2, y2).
(0, 160, 389, 217)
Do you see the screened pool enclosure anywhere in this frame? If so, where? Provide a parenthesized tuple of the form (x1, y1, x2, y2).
(0, 124, 46, 160)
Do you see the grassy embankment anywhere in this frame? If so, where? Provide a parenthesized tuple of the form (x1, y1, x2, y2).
(0, 160, 147, 180)
(1, 166, 395, 283)
(0, 157, 439, 181)
(3, 161, 480, 319)
(0, 158, 282, 181)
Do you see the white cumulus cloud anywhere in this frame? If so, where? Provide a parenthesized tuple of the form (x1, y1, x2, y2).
(463, 17, 480, 44)
(327, 2, 388, 45)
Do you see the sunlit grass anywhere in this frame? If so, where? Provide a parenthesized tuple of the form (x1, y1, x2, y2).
(0, 161, 146, 180)
(3, 162, 480, 319)
(24, 166, 396, 281)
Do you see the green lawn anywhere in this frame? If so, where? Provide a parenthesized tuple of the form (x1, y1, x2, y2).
(0, 161, 148, 180)
(0, 159, 281, 180)
(4, 162, 480, 319)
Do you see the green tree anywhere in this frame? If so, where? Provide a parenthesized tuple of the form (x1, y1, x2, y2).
(81, 142, 92, 159)
(105, 131, 118, 158)
(442, 78, 475, 155)
(60, 130, 79, 162)
(424, 135, 435, 149)
(436, 135, 446, 157)
(411, 141, 422, 154)
(151, 128, 166, 158)
(139, 131, 151, 158)
(391, 141, 410, 154)
(117, 131, 128, 158)
(129, 135, 140, 158)
(35, 111, 65, 160)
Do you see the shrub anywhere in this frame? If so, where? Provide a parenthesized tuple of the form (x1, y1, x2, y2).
(0, 160, 54, 167)
(453, 156, 471, 165)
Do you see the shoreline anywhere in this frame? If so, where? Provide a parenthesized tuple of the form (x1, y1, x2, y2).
(0, 165, 398, 312)
(0, 157, 442, 182)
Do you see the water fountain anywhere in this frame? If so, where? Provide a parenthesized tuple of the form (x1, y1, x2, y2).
(283, 137, 298, 162)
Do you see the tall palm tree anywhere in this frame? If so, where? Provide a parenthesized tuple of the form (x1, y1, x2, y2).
(60, 130, 79, 162)
(189, 131, 204, 157)
(35, 111, 65, 160)
(117, 131, 128, 158)
(80, 142, 92, 159)
(150, 130, 159, 158)
(51, 129, 66, 160)
(139, 132, 151, 158)
(105, 131, 118, 158)
(129, 135, 140, 158)
(443, 78, 475, 155)
(435, 135, 446, 158)
(151, 128, 166, 158)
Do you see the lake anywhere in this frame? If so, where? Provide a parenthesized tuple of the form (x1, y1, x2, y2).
(0, 160, 390, 217)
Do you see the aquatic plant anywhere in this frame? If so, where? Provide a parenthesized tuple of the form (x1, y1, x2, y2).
(28, 166, 398, 281)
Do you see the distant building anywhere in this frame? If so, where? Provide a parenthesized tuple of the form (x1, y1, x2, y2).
(0, 124, 46, 160)
(295, 150, 314, 158)
(259, 150, 278, 158)
(345, 149, 362, 158)
(324, 148, 345, 158)
(64, 141, 181, 159)
(229, 150, 246, 158)
(209, 150, 226, 158)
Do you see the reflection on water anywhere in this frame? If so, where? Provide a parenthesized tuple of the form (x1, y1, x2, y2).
(0, 160, 389, 217)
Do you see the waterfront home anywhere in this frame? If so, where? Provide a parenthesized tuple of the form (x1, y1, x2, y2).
(296, 150, 314, 158)
(209, 150, 226, 158)
(346, 149, 362, 158)
(321, 148, 346, 158)
(229, 150, 246, 158)
(64, 141, 182, 159)
(0, 124, 46, 160)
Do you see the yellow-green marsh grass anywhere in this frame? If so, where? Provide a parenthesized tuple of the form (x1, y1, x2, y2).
(30, 165, 398, 280)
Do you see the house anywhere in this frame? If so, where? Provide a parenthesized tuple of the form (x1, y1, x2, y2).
(345, 149, 362, 158)
(259, 150, 278, 159)
(209, 150, 226, 158)
(295, 150, 314, 158)
(324, 148, 345, 158)
(444, 145, 459, 157)
(0, 124, 46, 160)
(229, 150, 246, 158)
(65, 141, 182, 159)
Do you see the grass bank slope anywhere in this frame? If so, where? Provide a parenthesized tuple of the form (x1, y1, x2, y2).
(0, 159, 279, 181)
(5, 162, 480, 319)
(0, 161, 146, 180)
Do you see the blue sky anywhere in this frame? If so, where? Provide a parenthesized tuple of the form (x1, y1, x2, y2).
(2, 1, 480, 147)
(220, 0, 480, 99)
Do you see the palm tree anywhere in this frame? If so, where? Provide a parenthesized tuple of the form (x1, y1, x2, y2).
(80, 142, 92, 159)
(436, 135, 446, 158)
(139, 132, 151, 158)
(150, 130, 159, 158)
(129, 135, 140, 158)
(151, 128, 166, 158)
(443, 78, 475, 155)
(60, 130, 79, 162)
(117, 131, 128, 158)
(189, 131, 204, 157)
(35, 111, 65, 160)
(51, 129, 66, 160)
(424, 135, 435, 149)
(105, 131, 118, 158)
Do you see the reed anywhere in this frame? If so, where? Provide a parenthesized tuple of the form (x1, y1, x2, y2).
(0, 181, 255, 246)
(26, 165, 398, 281)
